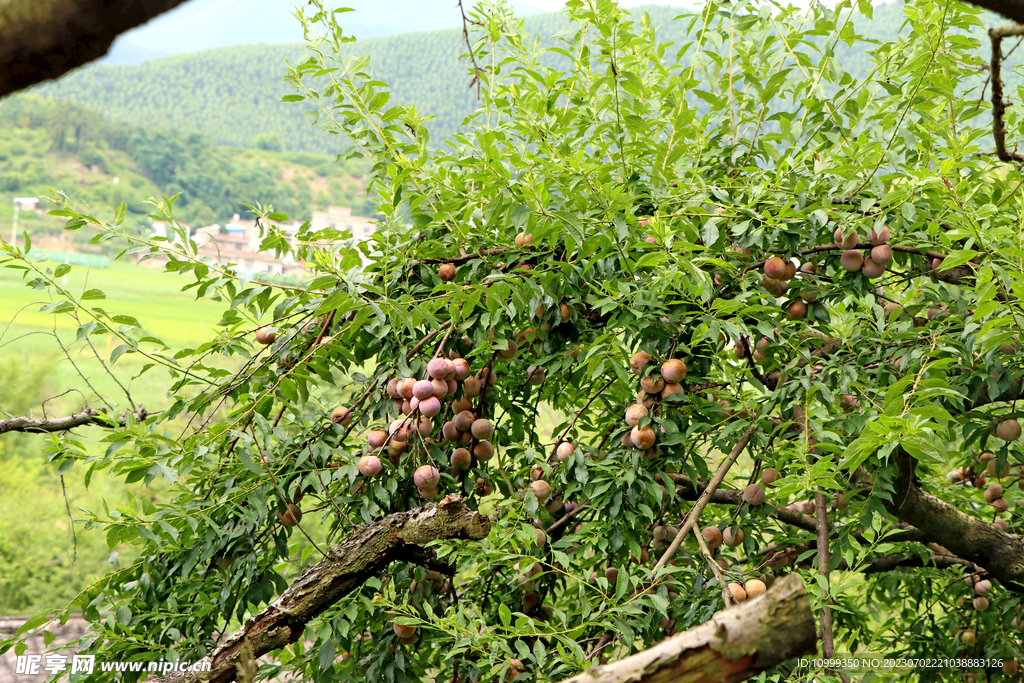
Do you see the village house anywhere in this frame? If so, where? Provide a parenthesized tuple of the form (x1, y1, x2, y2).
(149, 206, 378, 277)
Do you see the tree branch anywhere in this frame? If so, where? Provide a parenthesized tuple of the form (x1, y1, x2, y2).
(860, 552, 981, 575)
(655, 427, 756, 569)
(989, 24, 1024, 162)
(958, 0, 1024, 27)
(0, 406, 148, 434)
(150, 496, 490, 683)
(884, 446, 1024, 592)
(0, 0, 189, 98)
(662, 472, 818, 533)
(558, 574, 816, 683)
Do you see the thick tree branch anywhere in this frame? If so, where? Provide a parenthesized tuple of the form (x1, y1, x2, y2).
(0, 406, 148, 434)
(961, 373, 1023, 412)
(884, 447, 1024, 592)
(0, 0, 189, 98)
(959, 0, 1024, 27)
(558, 574, 816, 683)
(989, 24, 1024, 162)
(662, 472, 818, 533)
(150, 496, 490, 683)
(860, 552, 981, 574)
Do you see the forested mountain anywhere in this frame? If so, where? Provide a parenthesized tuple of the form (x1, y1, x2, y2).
(104, 0, 548, 64)
(0, 95, 372, 226)
(31, 1, 999, 156)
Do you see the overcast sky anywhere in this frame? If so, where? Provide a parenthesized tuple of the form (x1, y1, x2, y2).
(526, 0, 694, 7)
(524, 0, 817, 10)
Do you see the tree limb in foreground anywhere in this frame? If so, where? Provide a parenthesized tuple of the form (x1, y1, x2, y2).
(557, 574, 816, 683)
(0, 0, 189, 98)
(959, 0, 1024, 26)
(150, 496, 490, 683)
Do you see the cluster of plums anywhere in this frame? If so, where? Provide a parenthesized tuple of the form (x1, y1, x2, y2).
(753, 225, 893, 322)
(949, 450, 1022, 534)
(620, 352, 688, 452)
(340, 351, 499, 496)
(830, 225, 894, 278)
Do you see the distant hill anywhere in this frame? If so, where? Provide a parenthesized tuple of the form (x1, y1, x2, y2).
(103, 0, 548, 64)
(0, 94, 373, 227)
(33, 1, 1001, 157)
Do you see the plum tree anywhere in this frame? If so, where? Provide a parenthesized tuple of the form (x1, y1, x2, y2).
(7, 0, 1024, 682)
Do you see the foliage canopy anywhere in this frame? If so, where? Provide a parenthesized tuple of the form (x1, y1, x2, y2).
(5, 0, 1024, 682)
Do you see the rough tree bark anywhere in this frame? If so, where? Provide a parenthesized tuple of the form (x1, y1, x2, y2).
(149, 496, 491, 683)
(0, 1, 189, 98)
(557, 574, 816, 683)
(884, 447, 1024, 591)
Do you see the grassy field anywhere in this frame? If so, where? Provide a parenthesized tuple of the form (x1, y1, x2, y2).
(0, 257, 226, 347)
(0, 258, 235, 613)
(0, 256, 237, 421)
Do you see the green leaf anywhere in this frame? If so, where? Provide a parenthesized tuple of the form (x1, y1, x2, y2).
(237, 448, 263, 476)
(40, 301, 75, 314)
(498, 602, 511, 628)
(554, 211, 586, 248)
(110, 344, 131, 364)
(937, 250, 976, 270)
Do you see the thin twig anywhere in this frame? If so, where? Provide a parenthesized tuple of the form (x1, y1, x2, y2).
(419, 248, 512, 265)
(554, 376, 616, 451)
(75, 310, 137, 411)
(654, 426, 757, 570)
(51, 322, 114, 412)
(455, 0, 485, 98)
(691, 520, 732, 608)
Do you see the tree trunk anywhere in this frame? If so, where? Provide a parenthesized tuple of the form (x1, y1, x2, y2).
(557, 574, 816, 683)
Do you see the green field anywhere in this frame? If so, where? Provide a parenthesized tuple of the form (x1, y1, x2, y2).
(0, 257, 225, 346)
(0, 258, 237, 613)
(0, 256, 236, 421)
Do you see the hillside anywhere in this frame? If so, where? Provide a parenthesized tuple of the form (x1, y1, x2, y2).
(31, 1, 1000, 156)
(103, 0, 549, 64)
(0, 95, 373, 230)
